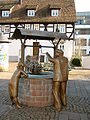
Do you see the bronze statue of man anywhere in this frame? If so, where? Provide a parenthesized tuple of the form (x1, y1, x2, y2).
(56, 49, 68, 106)
(46, 50, 68, 111)
(46, 52, 62, 111)
(8, 62, 28, 108)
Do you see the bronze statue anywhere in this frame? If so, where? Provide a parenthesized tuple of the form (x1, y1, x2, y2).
(46, 50, 68, 111)
(46, 52, 62, 111)
(56, 49, 68, 106)
(25, 55, 31, 71)
(25, 55, 42, 74)
(8, 62, 28, 108)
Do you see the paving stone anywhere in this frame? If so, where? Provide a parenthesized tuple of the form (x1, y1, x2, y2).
(68, 112, 80, 120)
(88, 114, 90, 120)
(0, 104, 12, 117)
(0, 78, 90, 120)
(80, 113, 89, 120)
(59, 114, 68, 120)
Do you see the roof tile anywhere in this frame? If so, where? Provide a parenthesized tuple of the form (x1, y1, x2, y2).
(0, 0, 76, 23)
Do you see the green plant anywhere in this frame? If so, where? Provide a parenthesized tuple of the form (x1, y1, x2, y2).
(70, 58, 81, 67)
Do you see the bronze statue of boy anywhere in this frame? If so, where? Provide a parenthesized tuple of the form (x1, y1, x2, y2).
(8, 62, 28, 108)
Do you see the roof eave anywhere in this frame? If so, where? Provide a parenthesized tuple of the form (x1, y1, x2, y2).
(11, 28, 69, 41)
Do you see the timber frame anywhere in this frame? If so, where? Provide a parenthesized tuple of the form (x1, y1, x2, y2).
(0, 0, 76, 39)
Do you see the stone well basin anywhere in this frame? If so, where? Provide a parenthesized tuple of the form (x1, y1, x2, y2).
(18, 72, 54, 107)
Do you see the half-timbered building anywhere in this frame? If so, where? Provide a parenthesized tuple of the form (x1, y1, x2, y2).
(0, 0, 76, 61)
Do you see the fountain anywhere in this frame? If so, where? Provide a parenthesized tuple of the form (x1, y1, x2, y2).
(10, 28, 68, 109)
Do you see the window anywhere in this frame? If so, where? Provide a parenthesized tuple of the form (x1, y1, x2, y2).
(75, 38, 87, 46)
(0, 25, 2, 33)
(77, 29, 90, 35)
(27, 10, 35, 16)
(77, 19, 84, 24)
(88, 39, 90, 46)
(59, 24, 65, 33)
(80, 39, 87, 46)
(25, 24, 34, 30)
(2, 10, 10, 17)
(81, 49, 86, 56)
(40, 55, 45, 62)
(34, 24, 39, 30)
(60, 44, 64, 50)
(18, 0, 22, 4)
(4, 25, 10, 33)
(51, 10, 59, 16)
(25, 24, 30, 30)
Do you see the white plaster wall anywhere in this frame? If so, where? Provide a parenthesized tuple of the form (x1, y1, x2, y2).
(8, 40, 21, 61)
(64, 40, 74, 61)
(8, 38, 73, 62)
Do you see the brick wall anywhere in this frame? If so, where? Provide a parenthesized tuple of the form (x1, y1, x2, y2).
(18, 77, 54, 107)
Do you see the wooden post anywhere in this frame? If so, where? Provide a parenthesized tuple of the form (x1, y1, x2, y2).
(52, 39, 61, 58)
(44, 24, 48, 31)
(33, 42, 39, 56)
(54, 45, 58, 58)
(21, 42, 25, 64)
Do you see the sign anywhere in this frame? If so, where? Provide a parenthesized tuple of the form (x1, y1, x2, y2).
(0, 43, 8, 71)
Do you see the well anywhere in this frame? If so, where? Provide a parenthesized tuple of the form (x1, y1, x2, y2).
(18, 72, 54, 107)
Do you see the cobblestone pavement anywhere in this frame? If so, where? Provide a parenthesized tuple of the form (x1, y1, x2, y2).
(0, 78, 90, 120)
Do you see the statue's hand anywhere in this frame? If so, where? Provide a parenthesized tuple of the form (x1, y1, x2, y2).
(22, 74, 28, 78)
(25, 74, 28, 78)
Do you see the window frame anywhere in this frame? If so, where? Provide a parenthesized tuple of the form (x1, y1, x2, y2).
(2, 10, 10, 17)
(27, 9, 35, 17)
(40, 55, 45, 62)
(51, 9, 59, 16)
(25, 24, 30, 30)
(4, 25, 10, 33)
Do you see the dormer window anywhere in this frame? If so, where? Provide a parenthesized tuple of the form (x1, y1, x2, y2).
(27, 10, 35, 16)
(51, 10, 59, 16)
(2, 10, 10, 17)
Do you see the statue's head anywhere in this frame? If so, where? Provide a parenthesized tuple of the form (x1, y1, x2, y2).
(26, 55, 31, 61)
(17, 62, 24, 69)
(56, 49, 64, 58)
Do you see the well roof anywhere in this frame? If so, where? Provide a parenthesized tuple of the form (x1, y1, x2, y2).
(0, 0, 76, 24)
(11, 28, 69, 40)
